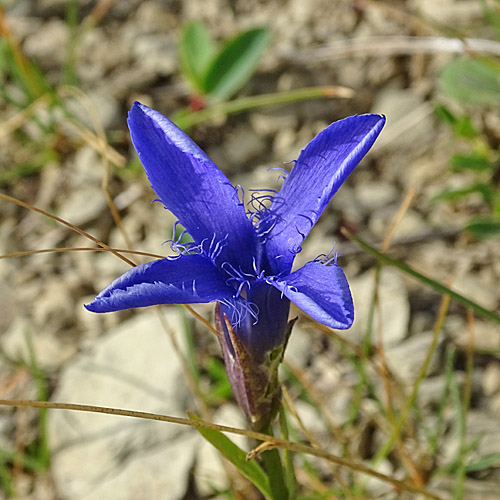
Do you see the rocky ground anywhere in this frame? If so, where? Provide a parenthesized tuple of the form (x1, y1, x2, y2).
(1, 0, 500, 499)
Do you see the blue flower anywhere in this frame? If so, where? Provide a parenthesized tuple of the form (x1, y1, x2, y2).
(85, 102, 385, 428)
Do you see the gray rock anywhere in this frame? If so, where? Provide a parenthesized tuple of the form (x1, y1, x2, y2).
(409, 0, 483, 26)
(355, 181, 398, 211)
(482, 363, 500, 397)
(371, 89, 435, 151)
(49, 309, 196, 500)
(224, 125, 267, 167)
(285, 322, 313, 368)
(449, 320, 500, 353)
(385, 331, 443, 384)
(442, 410, 500, 464)
(57, 186, 107, 227)
(0, 282, 16, 336)
(65, 90, 120, 130)
(23, 19, 68, 68)
(347, 268, 410, 347)
(453, 273, 499, 311)
(195, 405, 246, 496)
(2, 315, 76, 371)
(132, 34, 177, 77)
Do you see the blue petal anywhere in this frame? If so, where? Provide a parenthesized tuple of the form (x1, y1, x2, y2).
(85, 254, 234, 313)
(128, 102, 257, 272)
(263, 114, 385, 274)
(219, 280, 291, 360)
(268, 261, 354, 329)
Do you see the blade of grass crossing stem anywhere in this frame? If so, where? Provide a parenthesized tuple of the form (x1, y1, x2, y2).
(342, 230, 500, 326)
(187, 413, 274, 500)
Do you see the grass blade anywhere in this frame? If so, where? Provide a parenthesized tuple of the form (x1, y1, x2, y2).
(343, 230, 500, 326)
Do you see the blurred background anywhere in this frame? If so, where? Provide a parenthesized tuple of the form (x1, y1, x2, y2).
(1, 1, 500, 499)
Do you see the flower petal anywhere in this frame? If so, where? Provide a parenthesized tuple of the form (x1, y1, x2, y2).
(85, 254, 234, 313)
(268, 261, 354, 329)
(128, 102, 257, 271)
(264, 114, 385, 274)
(219, 280, 291, 360)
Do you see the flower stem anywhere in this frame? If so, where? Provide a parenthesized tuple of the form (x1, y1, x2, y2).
(279, 407, 298, 499)
(260, 425, 289, 500)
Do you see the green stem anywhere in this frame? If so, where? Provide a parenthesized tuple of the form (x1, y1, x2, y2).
(279, 407, 298, 499)
(173, 86, 352, 129)
(261, 425, 289, 500)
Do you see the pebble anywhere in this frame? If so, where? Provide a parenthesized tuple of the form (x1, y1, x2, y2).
(385, 331, 443, 383)
(482, 363, 500, 396)
(49, 309, 196, 500)
(23, 18, 68, 68)
(409, 0, 483, 25)
(355, 181, 398, 211)
(347, 268, 410, 347)
(371, 89, 435, 152)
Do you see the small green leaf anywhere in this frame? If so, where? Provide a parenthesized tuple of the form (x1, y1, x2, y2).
(202, 27, 270, 100)
(450, 153, 493, 172)
(433, 105, 480, 138)
(188, 413, 274, 499)
(440, 58, 500, 105)
(432, 183, 497, 204)
(466, 218, 500, 238)
(465, 452, 500, 473)
(453, 115, 481, 139)
(434, 104, 458, 127)
(179, 21, 216, 92)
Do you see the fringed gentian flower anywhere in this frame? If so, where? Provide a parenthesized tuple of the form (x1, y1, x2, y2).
(86, 102, 385, 430)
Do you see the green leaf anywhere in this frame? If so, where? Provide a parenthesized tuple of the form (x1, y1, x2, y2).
(466, 218, 500, 238)
(178, 21, 216, 92)
(453, 115, 481, 138)
(450, 153, 493, 172)
(432, 183, 497, 205)
(202, 27, 270, 100)
(465, 452, 500, 473)
(433, 105, 480, 138)
(434, 104, 458, 127)
(188, 413, 274, 499)
(440, 58, 500, 105)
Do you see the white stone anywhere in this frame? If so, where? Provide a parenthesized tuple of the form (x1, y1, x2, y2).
(1, 316, 76, 370)
(385, 331, 442, 384)
(482, 363, 500, 397)
(347, 268, 410, 347)
(409, 0, 483, 26)
(371, 89, 434, 151)
(57, 186, 107, 226)
(49, 310, 196, 500)
(285, 322, 312, 368)
(23, 19, 68, 67)
(132, 34, 177, 76)
(355, 181, 397, 211)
